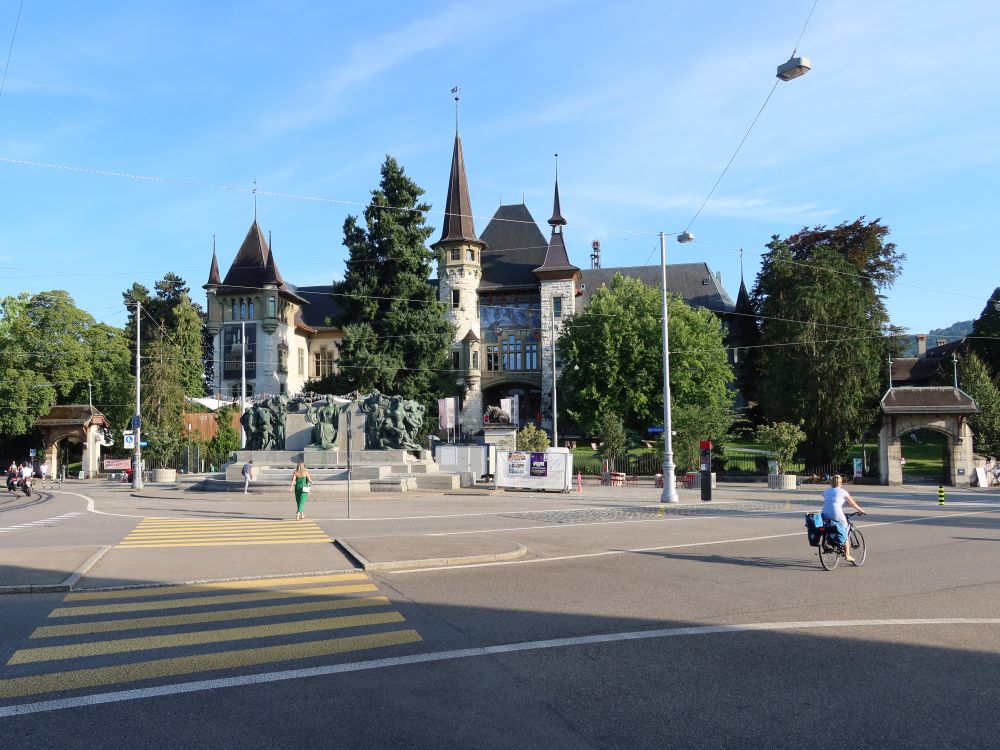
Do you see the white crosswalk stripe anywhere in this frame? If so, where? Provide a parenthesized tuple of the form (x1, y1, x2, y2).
(0, 512, 83, 534)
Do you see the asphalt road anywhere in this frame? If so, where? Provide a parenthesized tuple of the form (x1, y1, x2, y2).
(1, 481, 998, 748)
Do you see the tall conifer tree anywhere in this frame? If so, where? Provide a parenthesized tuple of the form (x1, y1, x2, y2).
(320, 156, 454, 409)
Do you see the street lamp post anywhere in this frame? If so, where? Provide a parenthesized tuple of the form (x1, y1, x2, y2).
(551, 309, 558, 449)
(659, 231, 694, 503)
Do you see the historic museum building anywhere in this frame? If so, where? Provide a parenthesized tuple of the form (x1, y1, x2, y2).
(204, 130, 740, 437)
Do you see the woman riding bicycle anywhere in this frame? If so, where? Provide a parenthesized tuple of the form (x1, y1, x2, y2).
(822, 474, 866, 562)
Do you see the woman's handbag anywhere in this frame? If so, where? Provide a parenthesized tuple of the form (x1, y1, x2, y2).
(301, 482, 311, 494)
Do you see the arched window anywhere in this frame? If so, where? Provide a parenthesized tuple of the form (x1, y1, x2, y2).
(231, 300, 237, 320)
(240, 300, 247, 320)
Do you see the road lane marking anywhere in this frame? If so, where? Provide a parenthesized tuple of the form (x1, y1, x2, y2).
(392, 506, 1000, 573)
(63, 573, 368, 601)
(0, 512, 83, 533)
(10, 611, 408, 664)
(116, 518, 331, 549)
(31, 597, 392, 638)
(50, 584, 380, 617)
(114, 539, 333, 549)
(0, 629, 423, 700)
(1, 618, 996, 716)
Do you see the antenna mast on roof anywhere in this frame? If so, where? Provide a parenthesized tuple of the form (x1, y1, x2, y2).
(252, 179, 257, 221)
(591, 240, 601, 269)
(451, 86, 460, 133)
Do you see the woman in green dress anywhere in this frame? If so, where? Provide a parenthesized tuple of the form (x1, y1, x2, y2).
(289, 461, 313, 520)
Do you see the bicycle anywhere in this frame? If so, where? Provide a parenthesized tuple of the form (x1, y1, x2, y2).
(817, 512, 867, 571)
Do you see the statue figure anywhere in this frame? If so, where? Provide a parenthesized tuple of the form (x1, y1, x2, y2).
(239, 396, 288, 450)
(240, 406, 259, 449)
(306, 399, 339, 450)
(360, 391, 389, 449)
(266, 395, 289, 450)
(484, 405, 511, 424)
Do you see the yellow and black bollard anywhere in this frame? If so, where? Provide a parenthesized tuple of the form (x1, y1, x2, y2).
(938, 485, 945, 506)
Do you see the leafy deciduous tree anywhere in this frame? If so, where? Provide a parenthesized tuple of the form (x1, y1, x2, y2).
(960, 350, 1000, 458)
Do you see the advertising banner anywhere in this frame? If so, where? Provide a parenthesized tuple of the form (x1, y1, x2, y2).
(496, 449, 572, 492)
(438, 397, 457, 430)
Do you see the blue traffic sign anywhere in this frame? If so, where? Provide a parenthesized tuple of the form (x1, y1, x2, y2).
(647, 426, 665, 433)
(139, 441, 148, 447)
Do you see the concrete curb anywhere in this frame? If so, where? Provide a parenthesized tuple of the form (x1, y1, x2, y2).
(335, 538, 528, 572)
(0, 544, 112, 595)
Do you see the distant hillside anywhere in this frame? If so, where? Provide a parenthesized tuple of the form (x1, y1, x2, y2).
(902, 320, 973, 356)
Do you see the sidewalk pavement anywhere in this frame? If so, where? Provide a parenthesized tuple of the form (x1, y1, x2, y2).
(3, 480, 994, 593)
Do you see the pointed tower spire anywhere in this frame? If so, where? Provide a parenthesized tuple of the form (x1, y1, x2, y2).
(548, 154, 566, 229)
(204, 235, 221, 289)
(434, 117, 483, 247)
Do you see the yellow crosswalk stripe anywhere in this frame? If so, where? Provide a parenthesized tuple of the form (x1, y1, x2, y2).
(116, 539, 332, 549)
(0, 630, 423, 699)
(10, 611, 407, 664)
(31, 596, 391, 639)
(50, 584, 379, 618)
(64, 573, 368, 602)
(115, 519, 331, 549)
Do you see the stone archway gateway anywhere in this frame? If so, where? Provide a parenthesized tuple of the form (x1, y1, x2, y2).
(879, 387, 979, 486)
(32, 405, 110, 480)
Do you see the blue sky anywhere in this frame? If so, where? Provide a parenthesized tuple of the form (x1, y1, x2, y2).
(0, 0, 997, 336)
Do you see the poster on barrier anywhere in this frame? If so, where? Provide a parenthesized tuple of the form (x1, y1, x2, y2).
(496, 448, 572, 491)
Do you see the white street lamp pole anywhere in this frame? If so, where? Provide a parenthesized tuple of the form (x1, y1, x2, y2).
(133, 301, 143, 490)
(551, 309, 558, 449)
(659, 233, 677, 502)
(240, 320, 247, 448)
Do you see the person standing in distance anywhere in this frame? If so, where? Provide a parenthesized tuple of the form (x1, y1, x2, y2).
(242, 459, 254, 494)
(821, 474, 865, 562)
(289, 462, 313, 520)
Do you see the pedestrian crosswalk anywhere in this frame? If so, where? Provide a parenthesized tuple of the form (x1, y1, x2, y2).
(0, 573, 422, 701)
(0, 512, 83, 534)
(116, 517, 332, 548)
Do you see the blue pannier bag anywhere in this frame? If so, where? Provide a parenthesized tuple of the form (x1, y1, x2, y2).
(804, 512, 823, 547)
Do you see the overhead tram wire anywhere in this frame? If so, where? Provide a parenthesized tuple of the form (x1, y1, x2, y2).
(680, 0, 821, 235)
(0, 0, 24, 103)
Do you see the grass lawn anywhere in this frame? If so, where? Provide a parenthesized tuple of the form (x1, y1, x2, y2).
(900, 430, 948, 478)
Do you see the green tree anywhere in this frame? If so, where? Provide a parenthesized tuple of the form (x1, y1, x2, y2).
(597, 408, 628, 470)
(959, 350, 1000, 458)
(516, 423, 551, 452)
(558, 274, 736, 459)
(207, 405, 240, 467)
(0, 291, 132, 436)
(752, 218, 905, 466)
(316, 156, 455, 415)
(173, 293, 207, 396)
(82, 322, 133, 431)
(141, 336, 185, 467)
(754, 421, 806, 474)
(969, 288, 1000, 378)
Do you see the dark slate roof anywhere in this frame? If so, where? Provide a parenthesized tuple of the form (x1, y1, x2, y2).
(479, 204, 549, 290)
(217, 221, 307, 304)
(433, 133, 483, 247)
(533, 230, 580, 279)
(33, 404, 106, 427)
(462, 329, 480, 343)
(881, 387, 979, 414)
(293, 285, 344, 329)
(891, 357, 941, 385)
(205, 250, 221, 289)
(578, 263, 736, 314)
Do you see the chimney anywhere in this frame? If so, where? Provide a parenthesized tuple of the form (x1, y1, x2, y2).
(915, 334, 927, 356)
(937, 338, 948, 348)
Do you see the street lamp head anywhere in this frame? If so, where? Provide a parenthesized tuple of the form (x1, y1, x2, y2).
(677, 231, 695, 244)
(776, 55, 811, 81)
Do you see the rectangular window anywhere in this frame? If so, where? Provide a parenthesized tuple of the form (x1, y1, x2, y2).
(298, 349, 305, 376)
(223, 324, 256, 379)
(453, 351, 460, 370)
(472, 351, 479, 370)
(452, 289, 460, 309)
(486, 345, 500, 372)
(525, 343, 539, 371)
(466, 249, 475, 261)
(553, 296, 562, 318)
(314, 347, 336, 378)
(450, 248, 460, 261)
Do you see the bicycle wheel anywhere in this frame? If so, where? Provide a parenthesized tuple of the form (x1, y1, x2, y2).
(849, 527, 866, 566)
(818, 537, 840, 570)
